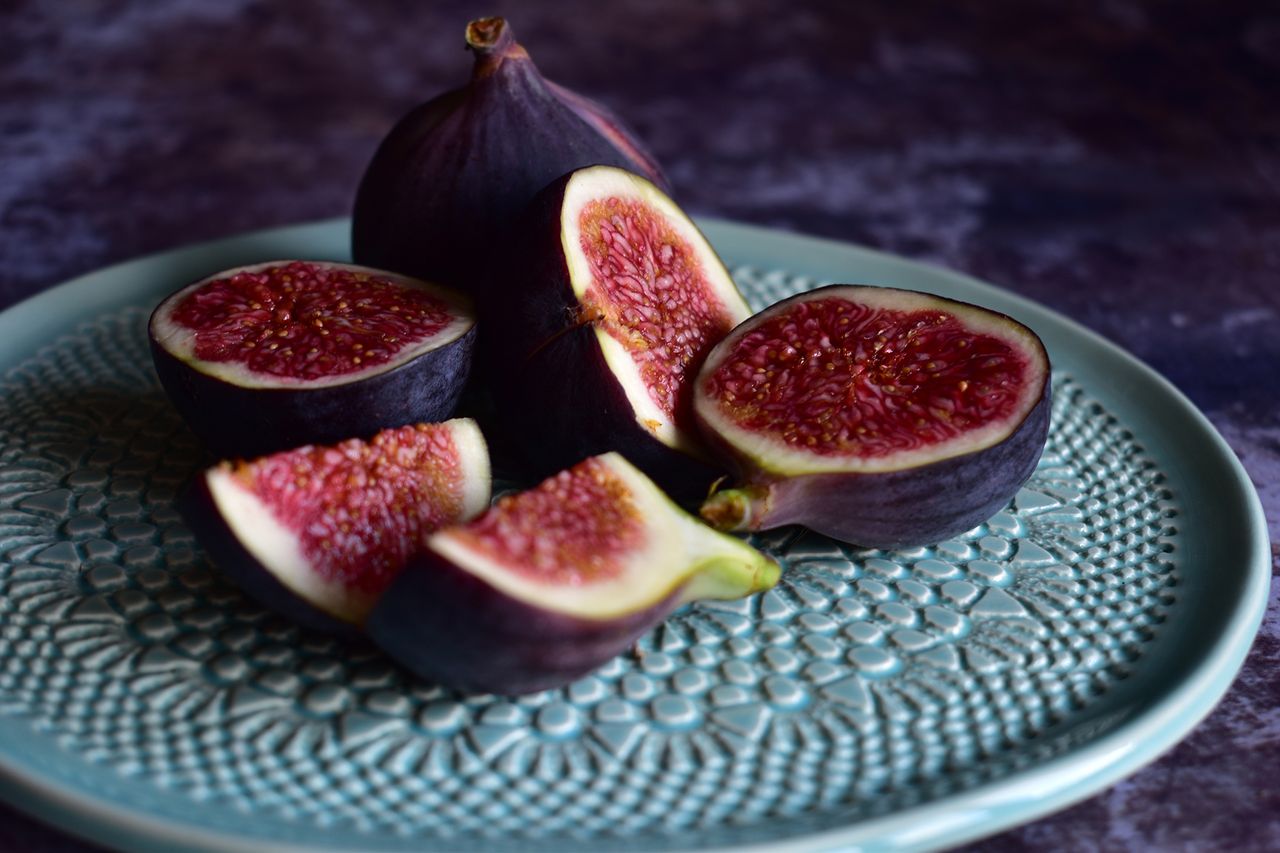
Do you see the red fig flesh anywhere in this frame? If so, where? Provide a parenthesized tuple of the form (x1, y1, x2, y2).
(696, 285, 1051, 548)
(491, 165, 753, 502)
(351, 17, 668, 293)
(365, 452, 779, 695)
(182, 420, 491, 632)
(149, 260, 475, 458)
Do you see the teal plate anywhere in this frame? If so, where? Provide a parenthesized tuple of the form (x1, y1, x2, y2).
(0, 220, 1268, 852)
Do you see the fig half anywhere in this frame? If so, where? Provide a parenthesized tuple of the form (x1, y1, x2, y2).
(182, 420, 491, 633)
(696, 285, 1051, 549)
(150, 260, 476, 458)
(491, 165, 753, 503)
(366, 452, 779, 695)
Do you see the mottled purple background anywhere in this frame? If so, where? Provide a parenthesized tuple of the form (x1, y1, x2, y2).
(2, 1, 1277, 850)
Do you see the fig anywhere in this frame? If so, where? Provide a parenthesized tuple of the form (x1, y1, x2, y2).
(695, 285, 1052, 549)
(366, 452, 779, 695)
(351, 16, 669, 293)
(182, 420, 492, 633)
(490, 165, 753, 503)
(149, 260, 475, 458)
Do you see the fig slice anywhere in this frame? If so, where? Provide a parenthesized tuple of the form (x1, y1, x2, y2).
(695, 285, 1052, 549)
(491, 165, 753, 503)
(182, 420, 492, 633)
(365, 452, 780, 695)
(150, 260, 476, 458)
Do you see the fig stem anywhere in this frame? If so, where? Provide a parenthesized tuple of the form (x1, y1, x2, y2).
(522, 306, 605, 364)
(465, 17, 528, 72)
(700, 487, 761, 532)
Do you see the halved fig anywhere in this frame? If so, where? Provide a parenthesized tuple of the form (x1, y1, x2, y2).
(182, 420, 491, 633)
(365, 452, 779, 695)
(490, 165, 753, 503)
(150, 260, 476, 458)
(695, 285, 1051, 549)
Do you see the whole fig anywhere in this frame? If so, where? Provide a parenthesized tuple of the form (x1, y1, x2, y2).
(352, 17, 669, 294)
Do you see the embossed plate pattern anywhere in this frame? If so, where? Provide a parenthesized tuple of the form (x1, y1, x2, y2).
(0, 220, 1267, 852)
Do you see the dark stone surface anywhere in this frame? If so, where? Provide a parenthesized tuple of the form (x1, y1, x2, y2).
(1, 1, 1276, 850)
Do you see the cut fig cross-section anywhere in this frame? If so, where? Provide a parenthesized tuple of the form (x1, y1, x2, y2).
(182, 420, 492, 633)
(365, 452, 780, 695)
(695, 285, 1052, 549)
(492, 165, 753, 503)
(150, 260, 476, 458)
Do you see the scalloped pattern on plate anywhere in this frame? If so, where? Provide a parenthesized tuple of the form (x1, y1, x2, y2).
(0, 267, 1177, 848)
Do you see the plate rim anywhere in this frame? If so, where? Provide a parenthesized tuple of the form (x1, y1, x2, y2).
(0, 218, 1268, 853)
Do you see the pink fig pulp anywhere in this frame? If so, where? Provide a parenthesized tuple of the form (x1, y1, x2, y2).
(351, 16, 669, 294)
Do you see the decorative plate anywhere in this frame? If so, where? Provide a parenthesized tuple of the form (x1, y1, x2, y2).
(0, 220, 1267, 852)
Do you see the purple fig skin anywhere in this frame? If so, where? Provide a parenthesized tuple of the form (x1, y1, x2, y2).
(180, 474, 362, 639)
(149, 322, 475, 460)
(485, 171, 728, 506)
(496, 322, 727, 506)
(365, 548, 682, 696)
(351, 16, 670, 294)
(702, 381, 1052, 549)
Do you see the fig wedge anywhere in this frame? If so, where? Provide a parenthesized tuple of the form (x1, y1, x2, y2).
(182, 420, 491, 634)
(490, 165, 752, 503)
(365, 452, 779, 695)
(696, 285, 1051, 549)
